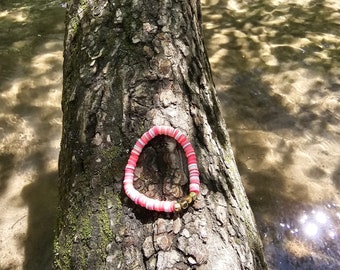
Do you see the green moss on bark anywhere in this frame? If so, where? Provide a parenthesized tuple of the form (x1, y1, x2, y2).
(98, 196, 113, 252)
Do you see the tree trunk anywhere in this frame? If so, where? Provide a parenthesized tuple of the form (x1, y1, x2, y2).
(54, 0, 267, 269)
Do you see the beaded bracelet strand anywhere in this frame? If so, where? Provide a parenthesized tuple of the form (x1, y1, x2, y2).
(123, 126, 200, 212)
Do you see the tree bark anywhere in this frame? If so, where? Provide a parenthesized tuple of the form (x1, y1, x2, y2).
(55, 0, 267, 269)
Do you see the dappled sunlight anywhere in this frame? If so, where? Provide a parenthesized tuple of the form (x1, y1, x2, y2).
(0, 0, 64, 269)
(31, 50, 63, 75)
(270, 0, 313, 5)
(0, 56, 62, 269)
(202, 0, 340, 268)
(0, 8, 28, 22)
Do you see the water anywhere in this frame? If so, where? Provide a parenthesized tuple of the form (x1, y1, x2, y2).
(0, 0, 64, 269)
(202, 0, 340, 269)
(0, 0, 339, 269)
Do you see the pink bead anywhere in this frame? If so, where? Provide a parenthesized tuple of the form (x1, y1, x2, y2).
(154, 203, 160, 212)
(144, 131, 153, 141)
(177, 135, 187, 145)
(131, 149, 140, 157)
(189, 170, 199, 177)
(186, 151, 196, 157)
(174, 130, 182, 140)
(124, 173, 134, 180)
(189, 183, 200, 194)
(145, 200, 151, 210)
(182, 142, 191, 149)
(161, 126, 167, 136)
(164, 201, 175, 212)
(151, 126, 159, 136)
(141, 135, 150, 145)
(129, 154, 138, 162)
(152, 199, 159, 211)
(128, 159, 138, 167)
(148, 128, 155, 138)
(165, 126, 170, 135)
(140, 136, 149, 145)
(123, 179, 133, 185)
(133, 144, 143, 153)
(124, 167, 134, 174)
(189, 177, 200, 184)
(185, 148, 194, 157)
(164, 126, 170, 134)
(145, 198, 155, 210)
(157, 201, 165, 212)
(137, 138, 146, 147)
(131, 189, 141, 201)
(162, 126, 168, 135)
(139, 195, 148, 207)
(165, 126, 172, 136)
(125, 164, 135, 169)
(127, 161, 137, 168)
(127, 161, 136, 168)
(124, 186, 133, 197)
(188, 163, 198, 170)
(150, 199, 157, 211)
(168, 127, 175, 137)
(136, 194, 143, 206)
(189, 167, 199, 173)
(124, 172, 134, 177)
(189, 169, 199, 176)
(157, 126, 162, 134)
(187, 156, 197, 165)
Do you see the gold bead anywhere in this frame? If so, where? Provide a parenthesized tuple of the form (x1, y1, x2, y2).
(186, 196, 193, 204)
(174, 203, 181, 212)
(180, 200, 189, 209)
(189, 192, 197, 201)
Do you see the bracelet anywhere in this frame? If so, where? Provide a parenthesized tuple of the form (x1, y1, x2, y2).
(123, 126, 200, 212)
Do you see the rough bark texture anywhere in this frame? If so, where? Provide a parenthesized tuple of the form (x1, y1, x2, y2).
(55, 0, 267, 269)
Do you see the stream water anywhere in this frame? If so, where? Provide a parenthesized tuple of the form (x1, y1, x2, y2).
(0, 0, 64, 269)
(202, 0, 340, 269)
(0, 0, 339, 269)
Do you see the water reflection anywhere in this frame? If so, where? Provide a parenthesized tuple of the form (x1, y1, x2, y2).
(279, 205, 339, 241)
(263, 203, 340, 269)
(202, 0, 340, 269)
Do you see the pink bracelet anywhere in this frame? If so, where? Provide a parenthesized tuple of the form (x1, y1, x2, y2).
(123, 126, 200, 212)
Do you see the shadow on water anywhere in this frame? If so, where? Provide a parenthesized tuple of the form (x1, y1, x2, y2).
(202, 0, 340, 269)
(332, 163, 340, 190)
(0, 0, 64, 269)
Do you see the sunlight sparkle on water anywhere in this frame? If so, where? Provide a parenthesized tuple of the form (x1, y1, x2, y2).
(313, 211, 328, 224)
(299, 213, 308, 224)
(303, 222, 318, 237)
(297, 210, 334, 239)
(328, 230, 336, 240)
